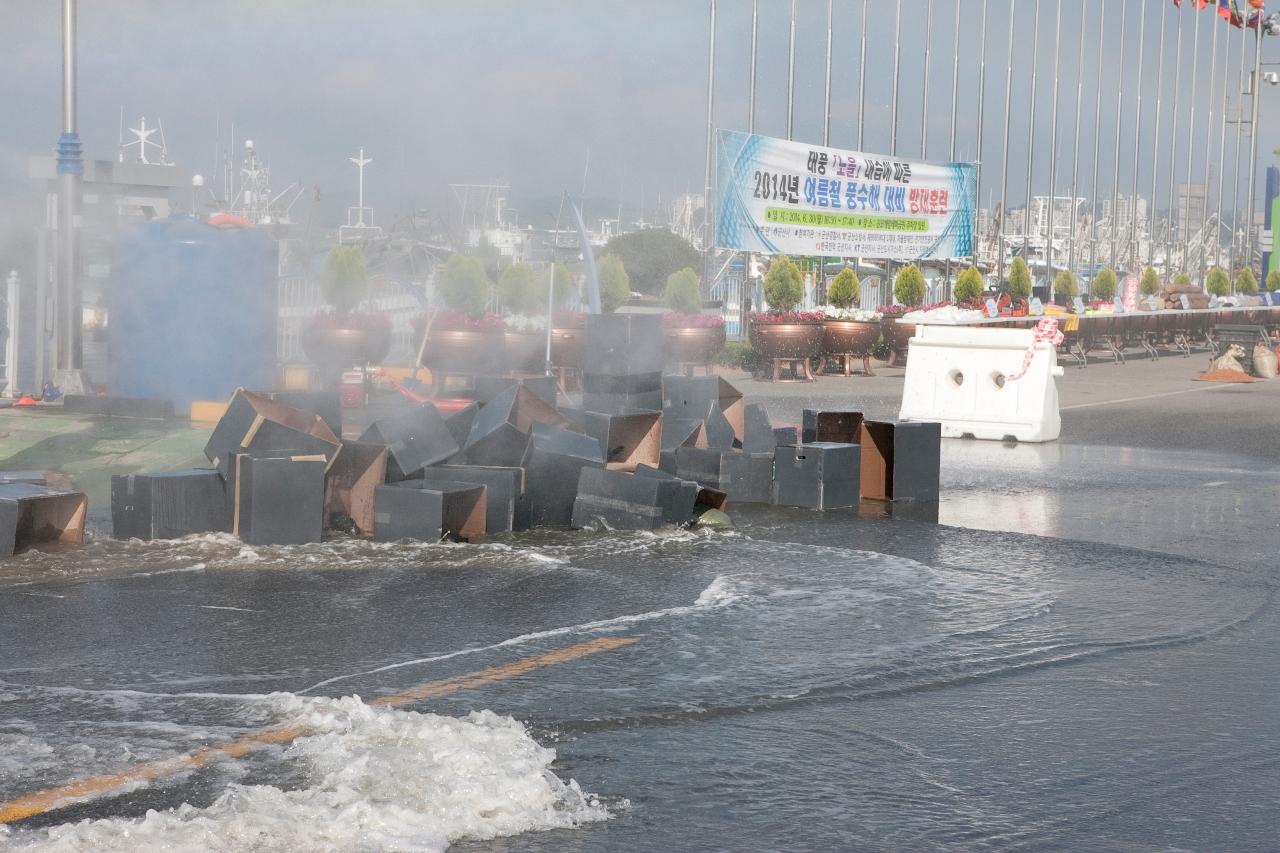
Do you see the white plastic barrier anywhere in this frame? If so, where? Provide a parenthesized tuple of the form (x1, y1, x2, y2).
(898, 324, 1065, 442)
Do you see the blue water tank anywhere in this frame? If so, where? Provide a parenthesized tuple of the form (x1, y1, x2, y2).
(108, 217, 277, 407)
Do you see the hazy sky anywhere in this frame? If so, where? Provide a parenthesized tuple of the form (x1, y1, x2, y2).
(1, 0, 1276, 235)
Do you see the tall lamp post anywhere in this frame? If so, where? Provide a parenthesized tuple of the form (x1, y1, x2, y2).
(54, 0, 88, 395)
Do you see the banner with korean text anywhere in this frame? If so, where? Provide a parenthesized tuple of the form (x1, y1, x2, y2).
(715, 129, 976, 261)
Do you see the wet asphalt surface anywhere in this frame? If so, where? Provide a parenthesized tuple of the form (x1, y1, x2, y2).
(1, 365, 1278, 851)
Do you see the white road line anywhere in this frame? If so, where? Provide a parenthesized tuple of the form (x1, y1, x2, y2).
(1061, 384, 1226, 411)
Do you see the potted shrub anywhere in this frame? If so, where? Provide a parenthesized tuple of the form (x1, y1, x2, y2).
(1235, 267, 1258, 295)
(1092, 267, 1118, 307)
(952, 265, 985, 307)
(1206, 266, 1230, 297)
(1266, 269, 1280, 293)
(1053, 269, 1078, 308)
(302, 245, 393, 371)
(663, 267, 726, 369)
(883, 263, 927, 364)
(1008, 257, 1033, 300)
(820, 268, 879, 376)
(498, 261, 548, 373)
(417, 253, 504, 374)
(748, 255, 825, 374)
(1140, 266, 1161, 297)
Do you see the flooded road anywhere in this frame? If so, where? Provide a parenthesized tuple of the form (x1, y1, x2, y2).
(2, 455, 1276, 853)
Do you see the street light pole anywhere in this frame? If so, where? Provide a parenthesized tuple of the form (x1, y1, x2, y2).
(54, 0, 87, 394)
(1244, 20, 1264, 274)
(996, 0, 1015, 286)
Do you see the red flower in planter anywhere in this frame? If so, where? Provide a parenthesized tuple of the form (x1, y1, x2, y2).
(663, 312, 726, 328)
(306, 310, 392, 331)
(749, 310, 825, 324)
(415, 311, 506, 333)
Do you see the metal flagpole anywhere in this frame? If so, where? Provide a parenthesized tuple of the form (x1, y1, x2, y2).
(891, 0, 902, 155)
(1165, 7, 1184, 272)
(1244, 17, 1264, 275)
(824, 0, 833, 146)
(921, 0, 933, 159)
(1147, 0, 1167, 269)
(702, 0, 716, 281)
(1183, 8, 1202, 260)
(1067, 7, 1086, 286)
(972, 0, 989, 271)
(1231, 23, 1247, 277)
(1215, 18, 1231, 275)
(1129, 0, 1149, 272)
(1200, 11, 1220, 282)
(748, 0, 758, 133)
(1047, 1, 1063, 278)
(946, 0, 961, 287)
(997, 0, 1015, 285)
(1023, 1, 1041, 263)
(858, 0, 868, 149)
(787, 0, 796, 140)
(1111, 0, 1128, 269)
(1088, 0, 1107, 285)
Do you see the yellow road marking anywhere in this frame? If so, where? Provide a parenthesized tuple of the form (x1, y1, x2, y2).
(0, 635, 636, 825)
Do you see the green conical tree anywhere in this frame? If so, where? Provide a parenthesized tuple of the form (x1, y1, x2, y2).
(437, 254, 493, 315)
(321, 245, 369, 316)
(1266, 269, 1280, 292)
(825, 268, 861, 308)
(1236, 267, 1258, 294)
(662, 267, 703, 313)
(1206, 267, 1230, 297)
(1092, 267, 1118, 301)
(597, 255, 632, 313)
(1008, 256, 1033, 298)
(1139, 266, 1161, 296)
(1053, 269, 1079, 299)
(894, 264, 927, 307)
(764, 255, 804, 311)
(953, 266, 985, 302)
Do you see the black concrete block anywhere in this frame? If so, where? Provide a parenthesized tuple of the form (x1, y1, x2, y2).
(417, 465, 525, 533)
(231, 455, 325, 546)
(802, 409, 864, 444)
(773, 442, 860, 510)
(583, 411, 662, 469)
(742, 404, 780, 453)
(205, 388, 341, 479)
(462, 385, 568, 467)
(270, 391, 342, 438)
(674, 448, 772, 504)
(860, 420, 941, 502)
(373, 482, 486, 542)
(721, 451, 775, 504)
(662, 417, 708, 451)
(634, 463, 726, 513)
(583, 314, 665, 377)
(0, 483, 88, 558)
(571, 467, 697, 531)
(581, 372, 663, 416)
(444, 402, 479, 446)
(473, 375, 558, 409)
(774, 426, 799, 446)
(663, 376, 745, 443)
(63, 395, 175, 420)
(523, 423, 605, 528)
(323, 442, 388, 537)
(358, 402, 458, 481)
(112, 469, 233, 540)
(704, 405, 737, 450)
(659, 449, 678, 474)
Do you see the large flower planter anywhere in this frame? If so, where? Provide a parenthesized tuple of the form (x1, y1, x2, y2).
(665, 325, 727, 367)
(503, 330, 546, 374)
(302, 325, 393, 369)
(881, 317, 920, 366)
(418, 328, 505, 375)
(749, 321, 825, 359)
(822, 319, 880, 356)
(549, 326, 585, 370)
(821, 318, 880, 376)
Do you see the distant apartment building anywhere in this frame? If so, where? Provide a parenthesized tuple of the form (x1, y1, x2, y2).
(1177, 182, 1208, 238)
(1101, 194, 1149, 239)
(1032, 196, 1086, 240)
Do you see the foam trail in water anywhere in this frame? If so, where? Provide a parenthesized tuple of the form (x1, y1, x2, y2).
(2, 695, 613, 852)
(300, 574, 750, 695)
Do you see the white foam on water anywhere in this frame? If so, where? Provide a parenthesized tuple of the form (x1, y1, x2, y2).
(4, 696, 613, 853)
(301, 574, 754, 695)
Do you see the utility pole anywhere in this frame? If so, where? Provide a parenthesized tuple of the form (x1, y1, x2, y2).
(996, 0, 1015, 286)
(54, 0, 87, 395)
(1244, 20, 1264, 274)
(702, 0, 716, 283)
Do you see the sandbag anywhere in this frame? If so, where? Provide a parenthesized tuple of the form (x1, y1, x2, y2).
(1252, 343, 1277, 379)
